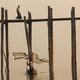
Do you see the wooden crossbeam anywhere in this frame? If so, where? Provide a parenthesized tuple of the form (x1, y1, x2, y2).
(0, 17, 80, 23)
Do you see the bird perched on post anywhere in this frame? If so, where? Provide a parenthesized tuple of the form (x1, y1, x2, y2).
(15, 5, 22, 20)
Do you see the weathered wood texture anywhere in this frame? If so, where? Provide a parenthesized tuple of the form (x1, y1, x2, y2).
(48, 6, 54, 80)
(71, 7, 77, 80)
(5, 10, 9, 80)
(1, 8, 4, 80)
(28, 11, 32, 52)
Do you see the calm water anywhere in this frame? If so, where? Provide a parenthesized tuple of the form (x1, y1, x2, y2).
(0, 59, 73, 80)
(0, 49, 78, 80)
(0, 51, 79, 80)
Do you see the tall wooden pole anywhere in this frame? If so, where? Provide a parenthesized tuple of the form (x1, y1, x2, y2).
(48, 6, 54, 80)
(1, 7, 4, 80)
(48, 6, 51, 79)
(5, 10, 9, 80)
(28, 12, 33, 70)
(24, 16, 31, 55)
(71, 7, 77, 80)
(24, 16, 32, 70)
(28, 11, 32, 53)
(50, 8, 54, 80)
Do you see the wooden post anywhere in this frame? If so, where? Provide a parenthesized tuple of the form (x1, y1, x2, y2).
(24, 16, 31, 55)
(5, 10, 9, 80)
(71, 7, 77, 80)
(28, 12, 33, 70)
(48, 6, 51, 79)
(28, 11, 32, 52)
(1, 7, 4, 80)
(48, 6, 54, 80)
(24, 16, 32, 70)
(50, 8, 54, 80)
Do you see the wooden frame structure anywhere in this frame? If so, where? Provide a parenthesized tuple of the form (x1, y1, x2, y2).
(0, 6, 78, 80)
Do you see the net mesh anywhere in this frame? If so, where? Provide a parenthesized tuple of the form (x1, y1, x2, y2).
(13, 52, 49, 64)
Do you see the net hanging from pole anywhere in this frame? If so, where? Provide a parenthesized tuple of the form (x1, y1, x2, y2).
(13, 52, 49, 64)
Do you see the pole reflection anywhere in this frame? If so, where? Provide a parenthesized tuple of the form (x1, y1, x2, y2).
(26, 73, 37, 80)
(1, 72, 4, 80)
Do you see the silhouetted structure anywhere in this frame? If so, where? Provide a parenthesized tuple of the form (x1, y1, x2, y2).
(0, 6, 78, 80)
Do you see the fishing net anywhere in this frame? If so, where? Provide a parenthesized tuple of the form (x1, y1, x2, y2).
(13, 52, 49, 64)
(33, 53, 49, 64)
(13, 52, 29, 59)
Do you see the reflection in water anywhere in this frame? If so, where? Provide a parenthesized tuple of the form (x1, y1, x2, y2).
(1, 71, 4, 80)
(26, 73, 37, 80)
(1, 66, 10, 80)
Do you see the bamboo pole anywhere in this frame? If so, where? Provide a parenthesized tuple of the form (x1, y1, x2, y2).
(48, 6, 54, 80)
(48, 6, 51, 79)
(24, 16, 31, 55)
(28, 11, 32, 52)
(50, 8, 54, 80)
(5, 10, 9, 80)
(28, 12, 33, 70)
(71, 7, 77, 80)
(1, 7, 4, 80)
(24, 16, 32, 70)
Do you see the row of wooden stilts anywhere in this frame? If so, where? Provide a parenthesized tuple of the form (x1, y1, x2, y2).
(1, 6, 77, 80)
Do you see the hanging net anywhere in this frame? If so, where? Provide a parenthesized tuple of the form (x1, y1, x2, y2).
(13, 52, 29, 59)
(13, 52, 49, 64)
(33, 53, 49, 64)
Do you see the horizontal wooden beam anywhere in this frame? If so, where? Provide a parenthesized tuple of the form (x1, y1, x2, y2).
(0, 17, 80, 23)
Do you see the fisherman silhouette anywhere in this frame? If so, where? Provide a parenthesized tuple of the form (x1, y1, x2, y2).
(26, 53, 34, 69)
(15, 5, 22, 20)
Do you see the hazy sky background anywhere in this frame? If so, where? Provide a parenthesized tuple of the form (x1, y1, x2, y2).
(0, 0, 80, 80)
